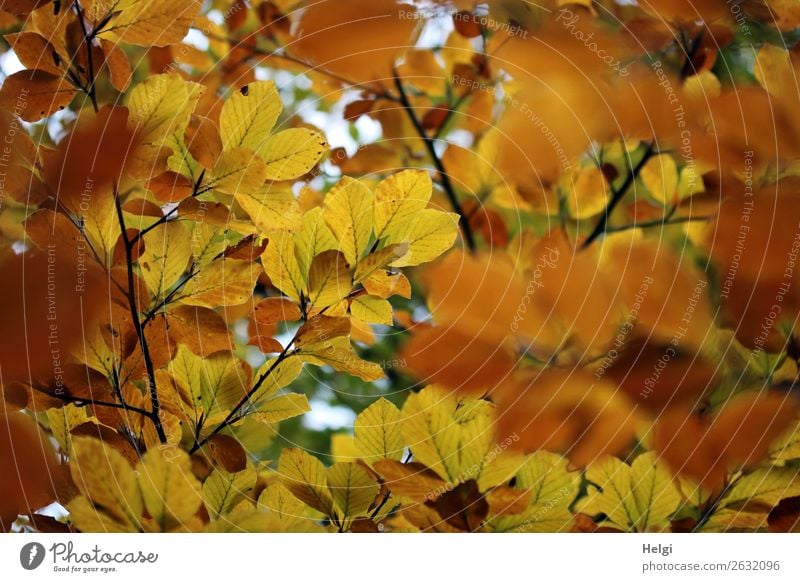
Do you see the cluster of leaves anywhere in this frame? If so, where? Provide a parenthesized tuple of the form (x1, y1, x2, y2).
(3, 0, 800, 533)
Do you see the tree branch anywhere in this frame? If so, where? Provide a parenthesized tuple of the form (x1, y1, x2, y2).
(393, 72, 476, 252)
(113, 185, 167, 443)
(581, 141, 657, 249)
(131, 170, 206, 246)
(30, 384, 152, 418)
(189, 342, 297, 454)
(74, 0, 98, 112)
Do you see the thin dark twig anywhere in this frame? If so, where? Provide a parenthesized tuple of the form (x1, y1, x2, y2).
(142, 268, 200, 326)
(113, 185, 167, 443)
(679, 28, 706, 80)
(581, 141, 657, 249)
(74, 0, 98, 112)
(30, 384, 152, 417)
(693, 474, 742, 532)
(189, 344, 297, 453)
(204, 32, 401, 103)
(601, 212, 712, 235)
(393, 72, 476, 252)
(131, 170, 206, 246)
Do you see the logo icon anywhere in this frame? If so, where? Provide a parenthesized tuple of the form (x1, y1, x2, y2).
(20, 542, 46, 570)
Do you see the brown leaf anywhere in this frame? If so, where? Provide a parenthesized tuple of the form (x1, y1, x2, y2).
(207, 434, 248, 473)
(485, 486, 532, 516)
(295, 316, 351, 347)
(251, 297, 302, 327)
(402, 326, 516, 394)
(344, 99, 375, 121)
(0, 0, 53, 17)
(43, 106, 137, 205)
(185, 115, 222, 169)
(0, 412, 57, 531)
(453, 12, 482, 38)
(99, 39, 132, 92)
(5, 31, 63, 74)
(425, 480, 488, 532)
(0, 68, 77, 122)
(373, 460, 446, 503)
(147, 171, 195, 203)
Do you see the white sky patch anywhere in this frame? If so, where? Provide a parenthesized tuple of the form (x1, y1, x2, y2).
(0, 50, 24, 77)
(184, 28, 209, 51)
(303, 399, 357, 430)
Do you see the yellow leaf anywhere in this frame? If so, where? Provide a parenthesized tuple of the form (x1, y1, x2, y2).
(127, 74, 203, 144)
(202, 467, 257, 519)
(138, 446, 202, 531)
(771, 421, 800, 465)
(220, 81, 282, 155)
(294, 207, 338, 283)
(322, 177, 374, 265)
(69, 438, 142, 529)
(579, 453, 681, 532)
(754, 44, 793, 98)
(46, 404, 90, 456)
(353, 244, 408, 284)
(641, 154, 679, 205)
(190, 222, 227, 267)
(362, 270, 412, 299)
(253, 392, 310, 423)
(98, 0, 202, 47)
(373, 169, 432, 240)
(351, 295, 393, 325)
(179, 259, 260, 307)
(516, 451, 580, 507)
(67, 497, 136, 533)
(307, 250, 352, 311)
(354, 398, 405, 463)
(205, 501, 284, 532)
(261, 128, 328, 180)
(683, 70, 721, 100)
(236, 189, 302, 233)
(385, 209, 459, 267)
(139, 221, 192, 299)
(249, 355, 304, 407)
(331, 434, 359, 463)
(278, 448, 335, 515)
(258, 482, 307, 528)
(326, 462, 380, 522)
(702, 509, 769, 532)
(262, 232, 305, 302)
(300, 336, 384, 382)
(400, 387, 492, 483)
(721, 467, 800, 508)
(210, 147, 267, 195)
(294, 316, 351, 347)
(564, 166, 608, 219)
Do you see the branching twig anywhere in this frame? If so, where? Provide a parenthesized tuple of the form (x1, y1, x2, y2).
(204, 32, 400, 103)
(30, 384, 152, 418)
(131, 170, 206, 246)
(74, 0, 99, 112)
(113, 185, 167, 443)
(581, 141, 657, 249)
(393, 72, 476, 252)
(188, 342, 298, 453)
